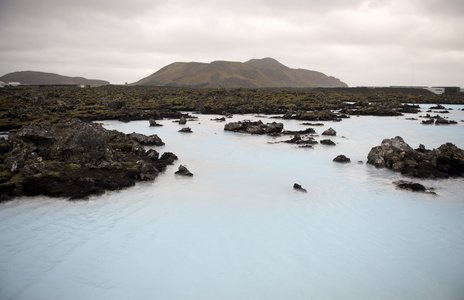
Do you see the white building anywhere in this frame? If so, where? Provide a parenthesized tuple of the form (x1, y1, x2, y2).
(424, 87, 445, 95)
(8, 82, 20, 86)
(0, 81, 5, 88)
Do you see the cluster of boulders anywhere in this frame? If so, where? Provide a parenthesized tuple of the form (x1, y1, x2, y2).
(367, 136, 464, 178)
(421, 114, 458, 125)
(0, 119, 177, 200)
(224, 120, 284, 135)
(224, 120, 339, 148)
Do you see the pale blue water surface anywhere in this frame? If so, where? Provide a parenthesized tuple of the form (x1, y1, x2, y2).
(1, 105, 464, 299)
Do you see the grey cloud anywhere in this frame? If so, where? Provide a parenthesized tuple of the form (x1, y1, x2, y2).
(0, 0, 463, 86)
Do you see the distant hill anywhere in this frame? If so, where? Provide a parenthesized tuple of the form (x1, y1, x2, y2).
(0, 71, 110, 86)
(133, 57, 348, 88)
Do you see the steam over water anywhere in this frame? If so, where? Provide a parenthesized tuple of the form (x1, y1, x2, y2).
(1, 105, 464, 299)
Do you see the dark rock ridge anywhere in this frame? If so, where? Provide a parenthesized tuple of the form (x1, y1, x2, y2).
(0, 119, 177, 201)
(367, 136, 464, 178)
(224, 120, 284, 135)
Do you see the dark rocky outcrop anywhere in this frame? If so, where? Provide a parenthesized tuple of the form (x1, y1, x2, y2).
(333, 155, 350, 163)
(128, 132, 165, 146)
(322, 127, 336, 136)
(178, 127, 192, 133)
(179, 116, 187, 125)
(0, 119, 177, 201)
(224, 120, 284, 135)
(293, 183, 307, 193)
(367, 136, 464, 178)
(175, 165, 193, 176)
(149, 119, 163, 127)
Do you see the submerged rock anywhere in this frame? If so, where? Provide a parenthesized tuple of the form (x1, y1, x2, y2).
(393, 180, 436, 194)
(320, 139, 336, 146)
(367, 136, 464, 178)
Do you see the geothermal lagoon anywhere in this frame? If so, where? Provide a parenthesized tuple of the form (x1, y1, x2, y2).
(1, 104, 464, 299)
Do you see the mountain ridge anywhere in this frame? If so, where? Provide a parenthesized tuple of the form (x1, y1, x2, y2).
(0, 71, 110, 86)
(133, 58, 348, 88)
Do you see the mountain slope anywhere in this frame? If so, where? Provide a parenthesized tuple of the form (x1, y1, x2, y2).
(133, 58, 347, 88)
(0, 71, 110, 86)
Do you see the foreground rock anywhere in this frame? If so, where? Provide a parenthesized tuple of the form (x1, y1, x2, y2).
(367, 136, 464, 178)
(0, 119, 177, 201)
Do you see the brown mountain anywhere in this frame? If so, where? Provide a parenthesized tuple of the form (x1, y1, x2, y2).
(0, 71, 110, 86)
(133, 57, 348, 88)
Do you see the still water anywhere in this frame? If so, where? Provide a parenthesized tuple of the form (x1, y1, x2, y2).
(1, 105, 464, 299)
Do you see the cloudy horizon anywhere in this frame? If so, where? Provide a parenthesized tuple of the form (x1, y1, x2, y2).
(0, 0, 463, 87)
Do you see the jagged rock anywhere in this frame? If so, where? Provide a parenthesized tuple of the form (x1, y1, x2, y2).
(367, 136, 464, 178)
(320, 139, 336, 146)
(333, 155, 350, 163)
(0, 119, 177, 201)
(224, 120, 283, 135)
(160, 152, 178, 164)
(149, 119, 163, 127)
(266, 122, 284, 134)
(128, 132, 165, 146)
(6, 119, 116, 168)
(435, 116, 457, 125)
(175, 165, 193, 176)
(322, 127, 336, 136)
(293, 183, 307, 193)
(178, 127, 192, 133)
(179, 116, 187, 125)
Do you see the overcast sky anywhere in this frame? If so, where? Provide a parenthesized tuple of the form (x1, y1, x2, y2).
(0, 0, 463, 86)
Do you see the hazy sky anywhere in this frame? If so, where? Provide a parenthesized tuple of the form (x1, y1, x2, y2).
(0, 0, 463, 86)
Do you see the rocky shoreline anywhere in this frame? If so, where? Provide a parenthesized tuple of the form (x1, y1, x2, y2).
(0, 86, 463, 201)
(0, 119, 177, 201)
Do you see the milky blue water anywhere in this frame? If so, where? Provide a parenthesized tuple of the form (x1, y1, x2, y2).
(1, 105, 464, 300)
